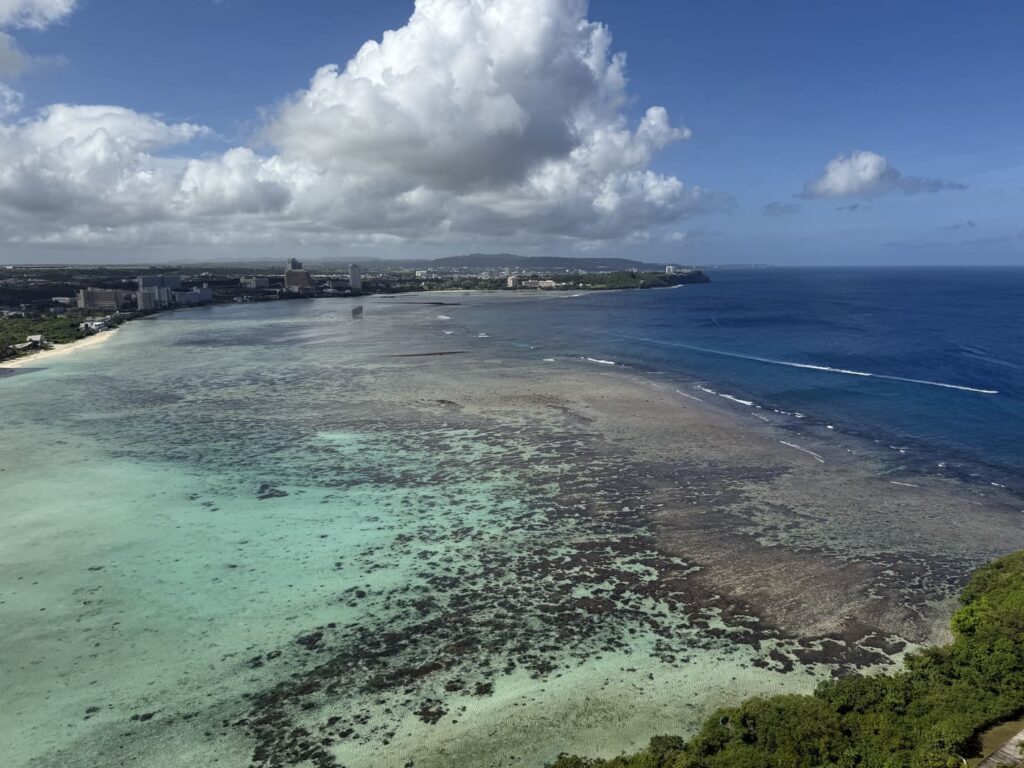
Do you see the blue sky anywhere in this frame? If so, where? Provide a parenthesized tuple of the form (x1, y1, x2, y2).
(2, 0, 1022, 265)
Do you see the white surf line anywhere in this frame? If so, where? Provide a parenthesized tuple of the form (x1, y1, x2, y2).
(889, 481, 920, 488)
(695, 383, 755, 407)
(585, 357, 617, 365)
(717, 392, 755, 406)
(612, 334, 999, 395)
(675, 389, 704, 402)
(779, 440, 825, 463)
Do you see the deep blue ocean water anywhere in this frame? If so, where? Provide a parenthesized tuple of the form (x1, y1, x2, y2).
(460, 268, 1024, 483)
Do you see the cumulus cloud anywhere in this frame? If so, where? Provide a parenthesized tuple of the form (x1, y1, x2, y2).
(761, 201, 800, 216)
(0, 0, 729, 248)
(802, 150, 965, 199)
(0, 0, 75, 29)
(0, 104, 206, 225)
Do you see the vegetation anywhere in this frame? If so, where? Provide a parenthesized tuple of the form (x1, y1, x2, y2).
(572, 271, 710, 290)
(0, 316, 86, 359)
(548, 552, 1024, 768)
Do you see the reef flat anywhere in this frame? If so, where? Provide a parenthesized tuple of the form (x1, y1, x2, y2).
(1, 297, 1021, 768)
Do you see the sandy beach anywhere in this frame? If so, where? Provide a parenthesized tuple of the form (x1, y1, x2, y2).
(0, 327, 119, 371)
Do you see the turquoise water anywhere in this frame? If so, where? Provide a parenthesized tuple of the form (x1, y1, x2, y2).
(1, 295, 1017, 767)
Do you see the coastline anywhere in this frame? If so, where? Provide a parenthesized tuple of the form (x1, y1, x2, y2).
(0, 327, 119, 371)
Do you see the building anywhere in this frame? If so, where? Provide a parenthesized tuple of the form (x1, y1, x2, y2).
(171, 285, 214, 306)
(284, 269, 312, 293)
(137, 288, 160, 311)
(137, 275, 182, 308)
(77, 288, 128, 311)
(521, 279, 560, 290)
(79, 318, 109, 333)
(349, 264, 363, 293)
(137, 285, 174, 310)
(284, 258, 312, 293)
(507, 275, 522, 288)
(241, 277, 270, 289)
(138, 274, 182, 290)
(665, 265, 676, 274)
(11, 335, 46, 352)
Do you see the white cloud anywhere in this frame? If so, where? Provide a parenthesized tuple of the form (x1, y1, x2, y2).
(802, 150, 965, 199)
(0, 80, 20, 116)
(0, 0, 75, 29)
(0, 104, 206, 224)
(0, 0, 729, 248)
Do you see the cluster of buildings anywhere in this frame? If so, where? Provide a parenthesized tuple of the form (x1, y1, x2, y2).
(137, 275, 212, 309)
(506, 275, 562, 290)
(76, 275, 214, 312)
(279, 259, 362, 294)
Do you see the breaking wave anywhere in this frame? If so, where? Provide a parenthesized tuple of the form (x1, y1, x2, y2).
(616, 335, 999, 395)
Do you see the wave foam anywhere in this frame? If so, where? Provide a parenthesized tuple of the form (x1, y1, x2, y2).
(615, 335, 999, 395)
(675, 389, 704, 402)
(695, 384, 754, 407)
(779, 440, 825, 463)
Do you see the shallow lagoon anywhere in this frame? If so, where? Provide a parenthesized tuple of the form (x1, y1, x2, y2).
(2, 295, 1021, 767)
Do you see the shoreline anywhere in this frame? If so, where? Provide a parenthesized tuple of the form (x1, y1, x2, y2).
(0, 327, 120, 371)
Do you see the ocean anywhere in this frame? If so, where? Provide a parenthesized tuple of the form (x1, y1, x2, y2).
(459, 267, 1024, 486)
(2, 267, 1022, 768)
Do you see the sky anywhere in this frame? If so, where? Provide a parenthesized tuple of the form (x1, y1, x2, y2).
(0, 0, 1022, 265)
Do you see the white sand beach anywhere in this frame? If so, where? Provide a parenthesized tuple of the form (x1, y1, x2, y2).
(0, 327, 119, 370)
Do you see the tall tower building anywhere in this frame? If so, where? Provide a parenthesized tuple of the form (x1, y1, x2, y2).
(286, 257, 302, 271)
(349, 264, 362, 294)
